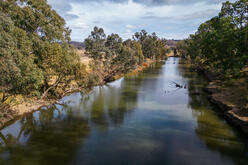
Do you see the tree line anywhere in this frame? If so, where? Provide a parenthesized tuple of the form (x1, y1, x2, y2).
(85, 27, 168, 82)
(0, 0, 167, 104)
(176, 0, 248, 79)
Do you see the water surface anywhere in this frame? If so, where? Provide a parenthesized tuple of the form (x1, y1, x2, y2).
(1, 57, 248, 165)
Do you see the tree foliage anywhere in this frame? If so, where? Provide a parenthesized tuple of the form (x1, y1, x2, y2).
(176, 0, 248, 78)
(85, 27, 167, 82)
(0, 0, 85, 102)
(133, 30, 167, 60)
(0, 13, 43, 101)
(0, 0, 167, 104)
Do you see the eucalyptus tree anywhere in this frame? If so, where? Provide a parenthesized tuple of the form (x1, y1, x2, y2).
(85, 27, 139, 82)
(131, 41, 144, 65)
(176, 0, 248, 78)
(133, 30, 167, 60)
(123, 39, 144, 65)
(0, 13, 43, 102)
(0, 0, 83, 100)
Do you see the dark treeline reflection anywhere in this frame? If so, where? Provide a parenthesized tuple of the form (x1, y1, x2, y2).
(178, 59, 248, 165)
(85, 78, 140, 129)
(0, 63, 156, 164)
(83, 62, 164, 129)
(0, 105, 90, 165)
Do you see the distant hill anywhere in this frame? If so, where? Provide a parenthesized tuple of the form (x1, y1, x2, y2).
(70, 40, 180, 49)
(166, 40, 180, 47)
(70, 41, 85, 49)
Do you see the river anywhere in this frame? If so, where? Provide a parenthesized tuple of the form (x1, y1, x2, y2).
(0, 57, 248, 165)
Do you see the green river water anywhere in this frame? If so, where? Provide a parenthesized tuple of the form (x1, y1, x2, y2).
(0, 57, 248, 165)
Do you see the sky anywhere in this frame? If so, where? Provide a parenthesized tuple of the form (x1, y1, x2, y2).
(47, 0, 234, 41)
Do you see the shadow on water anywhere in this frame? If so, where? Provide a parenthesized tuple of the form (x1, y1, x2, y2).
(0, 68, 148, 164)
(0, 105, 91, 165)
(0, 57, 248, 165)
(177, 59, 248, 165)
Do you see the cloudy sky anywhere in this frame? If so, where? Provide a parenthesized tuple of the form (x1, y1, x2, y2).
(47, 0, 233, 41)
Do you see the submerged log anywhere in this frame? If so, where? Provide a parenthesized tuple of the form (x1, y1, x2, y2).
(171, 81, 183, 88)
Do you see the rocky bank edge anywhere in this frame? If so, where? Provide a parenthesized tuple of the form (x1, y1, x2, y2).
(196, 68, 248, 136)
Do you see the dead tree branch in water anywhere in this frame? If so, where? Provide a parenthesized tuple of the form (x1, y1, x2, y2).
(165, 81, 187, 94)
(171, 81, 184, 88)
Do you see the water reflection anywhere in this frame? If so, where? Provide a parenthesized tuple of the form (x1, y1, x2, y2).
(0, 58, 248, 165)
(0, 70, 147, 164)
(0, 105, 90, 165)
(178, 60, 248, 165)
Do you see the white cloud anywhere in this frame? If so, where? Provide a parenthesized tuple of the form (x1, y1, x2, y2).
(47, 0, 232, 41)
(126, 29, 132, 33)
(126, 24, 137, 29)
(70, 23, 90, 29)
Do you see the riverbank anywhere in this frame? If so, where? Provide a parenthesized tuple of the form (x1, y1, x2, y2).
(193, 66, 248, 136)
(2, 57, 248, 164)
(0, 59, 154, 129)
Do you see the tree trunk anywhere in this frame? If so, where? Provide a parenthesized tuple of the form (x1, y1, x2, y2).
(104, 67, 120, 82)
(2, 89, 5, 103)
(1, 89, 7, 103)
(40, 76, 62, 100)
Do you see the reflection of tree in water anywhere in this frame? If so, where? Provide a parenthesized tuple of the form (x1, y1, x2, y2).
(178, 59, 248, 164)
(136, 62, 164, 97)
(143, 62, 165, 77)
(86, 71, 144, 128)
(0, 62, 164, 164)
(0, 105, 90, 165)
(107, 75, 142, 126)
(85, 62, 164, 128)
(89, 87, 110, 131)
(0, 67, 145, 162)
